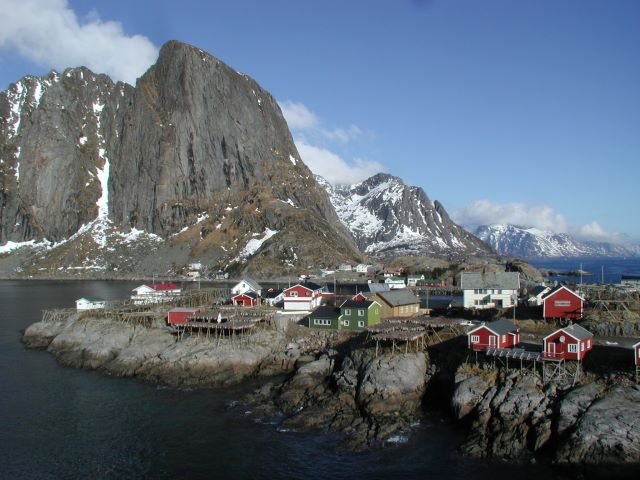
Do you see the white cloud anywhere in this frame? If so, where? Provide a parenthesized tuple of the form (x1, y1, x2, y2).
(0, 0, 158, 84)
(575, 221, 625, 244)
(296, 140, 383, 185)
(452, 199, 569, 233)
(279, 99, 364, 143)
(279, 99, 382, 185)
(278, 101, 319, 130)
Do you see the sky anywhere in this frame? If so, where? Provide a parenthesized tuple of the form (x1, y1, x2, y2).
(0, 0, 638, 242)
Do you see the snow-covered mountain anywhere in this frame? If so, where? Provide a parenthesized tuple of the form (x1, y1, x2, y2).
(318, 173, 494, 259)
(474, 224, 639, 258)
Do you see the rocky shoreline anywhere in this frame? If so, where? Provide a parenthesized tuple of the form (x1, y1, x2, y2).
(22, 309, 640, 471)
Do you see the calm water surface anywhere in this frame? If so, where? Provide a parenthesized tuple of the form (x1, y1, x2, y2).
(0, 280, 582, 479)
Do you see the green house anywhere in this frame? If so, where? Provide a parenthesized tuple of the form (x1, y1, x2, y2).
(338, 300, 381, 331)
(308, 306, 341, 330)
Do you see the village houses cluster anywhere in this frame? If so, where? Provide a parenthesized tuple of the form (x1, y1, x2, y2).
(73, 267, 640, 376)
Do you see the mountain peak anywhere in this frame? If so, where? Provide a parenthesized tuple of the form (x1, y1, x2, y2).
(321, 173, 494, 259)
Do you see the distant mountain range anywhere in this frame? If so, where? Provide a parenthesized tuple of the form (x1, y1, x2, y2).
(473, 224, 640, 258)
(318, 173, 494, 260)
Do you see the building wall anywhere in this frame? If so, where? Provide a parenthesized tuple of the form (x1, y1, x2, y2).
(543, 331, 592, 360)
(309, 315, 339, 330)
(339, 304, 381, 330)
(463, 289, 516, 309)
(543, 289, 583, 319)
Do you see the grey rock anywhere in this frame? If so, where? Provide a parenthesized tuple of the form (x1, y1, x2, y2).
(555, 385, 640, 464)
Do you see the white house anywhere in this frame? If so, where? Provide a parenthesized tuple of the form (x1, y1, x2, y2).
(356, 264, 372, 274)
(76, 297, 106, 310)
(406, 274, 425, 287)
(231, 278, 263, 296)
(384, 276, 406, 290)
(131, 282, 181, 305)
(460, 272, 520, 310)
(527, 285, 552, 306)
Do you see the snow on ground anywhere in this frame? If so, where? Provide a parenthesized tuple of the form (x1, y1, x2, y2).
(233, 228, 278, 263)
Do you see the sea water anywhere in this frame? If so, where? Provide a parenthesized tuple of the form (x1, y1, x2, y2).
(528, 257, 640, 284)
(0, 280, 579, 479)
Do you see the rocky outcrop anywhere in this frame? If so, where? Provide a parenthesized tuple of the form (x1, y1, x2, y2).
(452, 366, 640, 465)
(318, 173, 495, 260)
(244, 349, 432, 450)
(22, 310, 295, 387)
(1, 40, 360, 276)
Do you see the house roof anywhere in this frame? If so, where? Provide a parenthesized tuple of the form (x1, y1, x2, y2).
(542, 285, 584, 301)
(233, 291, 258, 300)
(235, 278, 262, 291)
(460, 272, 520, 290)
(169, 307, 200, 313)
(469, 318, 518, 336)
(340, 299, 377, 309)
(284, 281, 324, 294)
(544, 323, 592, 342)
(530, 285, 550, 297)
(77, 296, 105, 302)
(309, 306, 341, 320)
(368, 283, 390, 293)
(374, 289, 419, 307)
(262, 288, 283, 299)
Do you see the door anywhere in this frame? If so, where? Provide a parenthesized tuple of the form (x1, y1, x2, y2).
(488, 335, 497, 348)
(547, 342, 555, 358)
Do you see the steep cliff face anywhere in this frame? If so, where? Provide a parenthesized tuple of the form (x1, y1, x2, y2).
(0, 41, 359, 276)
(319, 173, 494, 259)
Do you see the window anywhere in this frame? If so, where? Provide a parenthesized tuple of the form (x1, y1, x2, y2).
(358, 309, 365, 317)
(344, 309, 351, 316)
(470, 335, 480, 343)
(587, 339, 591, 348)
(554, 300, 571, 307)
(502, 335, 506, 342)
(313, 319, 331, 326)
(581, 343, 585, 351)
(290, 291, 298, 297)
(568, 344, 578, 353)
(343, 319, 350, 327)
(358, 321, 365, 327)
(306, 291, 311, 296)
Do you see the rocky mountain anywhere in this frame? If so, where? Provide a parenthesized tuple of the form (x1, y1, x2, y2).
(318, 173, 494, 259)
(0, 40, 360, 277)
(474, 224, 639, 258)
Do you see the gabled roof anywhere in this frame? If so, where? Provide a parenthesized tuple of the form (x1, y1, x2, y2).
(262, 288, 283, 299)
(544, 323, 592, 342)
(340, 299, 378, 309)
(374, 289, 420, 307)
(77, 296, 105, 302)
(469, 318, 518, 336)
(233, 291, 258, 300)
(530, 285, 550, 297)
(368, 283, 390, 293)
(285, 281, 324, 293)
(309, 306, 340, 320)
(542, 285, 584, 301)
(234, 278, 262, 292)
(460, 272, 520, 290)
(169, 307, 201, 313)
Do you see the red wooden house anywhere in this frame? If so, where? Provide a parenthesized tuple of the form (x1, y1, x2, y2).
(542, 285, 584, 320)
(283, 281, 325, 311)
(167, 307, 201, 325)
(467, 318, 520, 352)
(232, 291, 259, 307)
(542, 323, 593, 361)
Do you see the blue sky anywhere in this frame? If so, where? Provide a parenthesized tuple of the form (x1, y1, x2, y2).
(0, 0, 638, 241)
